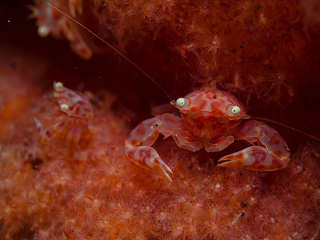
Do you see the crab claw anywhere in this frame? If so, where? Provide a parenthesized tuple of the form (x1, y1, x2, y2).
(217, 146, 289, 171)
(126, 146, 173, 181)
(217, 120, 290, 172)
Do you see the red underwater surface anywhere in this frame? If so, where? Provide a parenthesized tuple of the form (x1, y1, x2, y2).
(0, 0, 320, 239)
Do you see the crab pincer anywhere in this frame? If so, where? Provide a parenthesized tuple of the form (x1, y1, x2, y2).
(125, 145, 173, 181)
(217, 120, 290, 171)
(125, 113, 204, 181)
(125, 115, 177, 181)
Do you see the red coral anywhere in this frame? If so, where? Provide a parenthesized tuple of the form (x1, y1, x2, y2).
(0, 56, 320, 240)
(34, 0, 317, 105)
(31, 0, 92, 59)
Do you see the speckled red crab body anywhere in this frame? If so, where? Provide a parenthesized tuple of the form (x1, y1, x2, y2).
(34, 82, 93, 148)
(177, 89, 248, 140)
(125, 88, 290, 181)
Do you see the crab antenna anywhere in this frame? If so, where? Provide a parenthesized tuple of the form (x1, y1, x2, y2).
(254, 116, 320, 142)
(46, 1, 172, 101)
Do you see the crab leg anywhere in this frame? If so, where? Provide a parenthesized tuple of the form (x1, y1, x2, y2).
(125, 113, 201, 181)
(204, 136, 235, 152)
(217, 120, 290, 171)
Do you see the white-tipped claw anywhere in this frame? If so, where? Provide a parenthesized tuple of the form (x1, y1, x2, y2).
(157, 159, 173, 182)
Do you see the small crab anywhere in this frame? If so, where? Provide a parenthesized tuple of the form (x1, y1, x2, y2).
(34, 82, 93, 146)
(125, 89, 290, 181)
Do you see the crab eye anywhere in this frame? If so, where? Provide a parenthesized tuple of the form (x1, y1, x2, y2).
(231, 105, 241, 115)
(54, 82, 64, 92)
(176, 98, 185, 107)
(60, 103, 69, 111)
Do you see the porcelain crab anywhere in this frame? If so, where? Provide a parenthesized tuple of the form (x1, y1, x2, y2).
(34, 82, 93, 146)
(125, 89, 290, 181)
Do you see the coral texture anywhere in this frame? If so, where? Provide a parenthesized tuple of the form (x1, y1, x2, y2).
(34, 0, 320, 105)
(0, 77, 320, 240)
(32, 0, 92, 59)
(0, 0, 320, 239)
